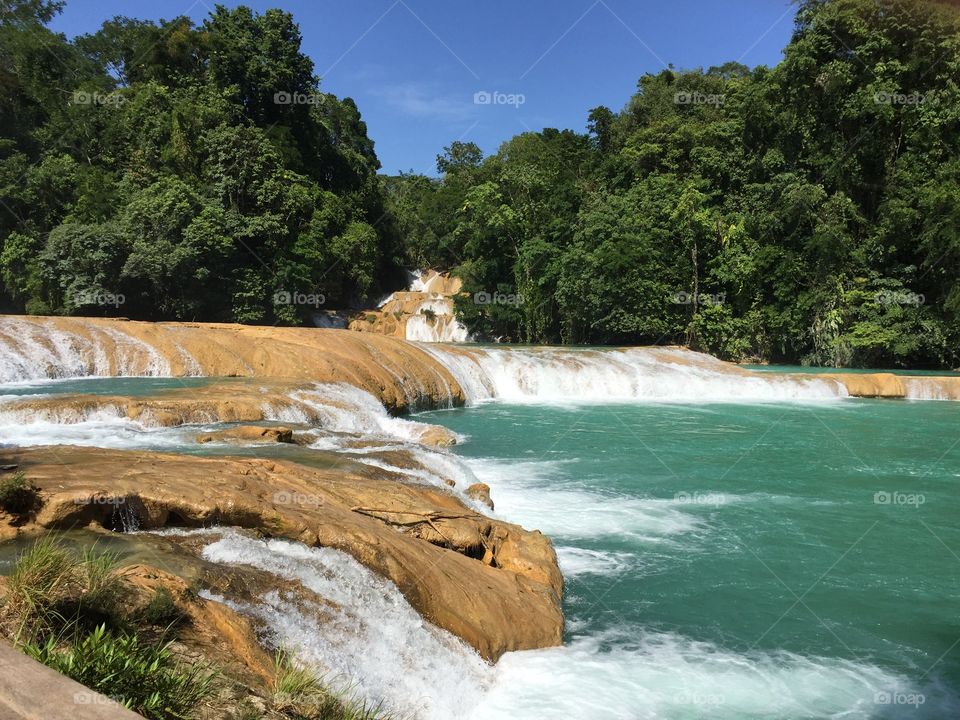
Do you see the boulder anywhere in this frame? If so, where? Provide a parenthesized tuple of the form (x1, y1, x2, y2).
(466, 483, 494, 511)
(197, 426, 294, 444)
(6, 446, 563, 662)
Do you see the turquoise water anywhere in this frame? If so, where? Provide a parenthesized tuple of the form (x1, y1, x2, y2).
(419, 400, 960, 718)
(5, 373, 960, 717)
(0, 376, 222, 397)
(743, 364, 960, 377)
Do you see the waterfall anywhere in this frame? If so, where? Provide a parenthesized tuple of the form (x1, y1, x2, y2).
(421, 346, 848, 404)
(405, 296, 471, 343)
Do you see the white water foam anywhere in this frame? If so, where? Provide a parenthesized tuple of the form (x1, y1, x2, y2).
(0, 414, 189, 450)
(199, 531, 492, 719)
(195, 531, 930, 720)
(555, 546, 638, 578)
(474, 628, 926, 720)
(466, 457, 702, 542)
(286, 384, 441, 443)
(422, 346, 848, 405)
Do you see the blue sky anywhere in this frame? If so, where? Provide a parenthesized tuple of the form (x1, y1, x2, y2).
(50, 0, 798, 175)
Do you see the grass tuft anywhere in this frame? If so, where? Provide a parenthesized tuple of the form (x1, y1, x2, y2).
(141, 587, 184, 628)
(6, 534, 75, 616)
(79, 544, 123, 610)
(271, 648, 396, 720)
(0, 471, 41, 515)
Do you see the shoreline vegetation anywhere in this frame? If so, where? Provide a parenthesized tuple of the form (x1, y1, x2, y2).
(2, 1, 960, 370)
(0, 533, 395, 719)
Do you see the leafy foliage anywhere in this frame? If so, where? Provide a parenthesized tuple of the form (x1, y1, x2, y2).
(387, 0, 960, 367)
(0, 1, 400, 323)
(23, 624, 216, 719)
(3, 0, 960, 367)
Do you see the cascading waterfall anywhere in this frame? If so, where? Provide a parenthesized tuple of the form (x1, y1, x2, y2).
(195, 530, 492, 719)
(422, 345, 848, 404)
(404, 297, 472, 343)
(0, 317, 185, 382)
(2, 332, 959, 717)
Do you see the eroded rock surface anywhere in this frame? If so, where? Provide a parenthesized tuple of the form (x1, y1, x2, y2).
(3, 446, 563, 661)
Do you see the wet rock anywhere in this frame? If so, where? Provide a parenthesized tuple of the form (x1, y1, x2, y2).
(466, 483, 494, 510)
(197, 426, 294, 444)
(5, 446, 563, 662)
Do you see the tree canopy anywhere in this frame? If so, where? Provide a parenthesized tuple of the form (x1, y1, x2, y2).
(0, 0, 402, 323)
(385, 0, 960, 367)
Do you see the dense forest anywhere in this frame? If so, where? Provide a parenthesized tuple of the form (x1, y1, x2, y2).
(2, 0, 960, 367)
(0, 0, 406, 324)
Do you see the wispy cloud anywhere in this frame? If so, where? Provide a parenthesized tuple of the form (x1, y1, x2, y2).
(370, 81, 476, 122)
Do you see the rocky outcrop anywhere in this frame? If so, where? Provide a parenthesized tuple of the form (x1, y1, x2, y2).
(806, 372, 960, 399)
(0, 316, 464, 412)
(0, 382, 318, 427)
(4, 446, 564, 662)
(348, 271, 470, 342)
(197, 426, 294, 444)
(121, 563, 276, 687)
(466, 483, 494, 511)
(418, 425, 459, 448)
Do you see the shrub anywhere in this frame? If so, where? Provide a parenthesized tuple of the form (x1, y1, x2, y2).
(0, 472, 40, 515)
(23, 623, 216, 720)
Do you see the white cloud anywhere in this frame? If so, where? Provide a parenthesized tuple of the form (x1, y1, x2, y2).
(370, 81, 476, 121)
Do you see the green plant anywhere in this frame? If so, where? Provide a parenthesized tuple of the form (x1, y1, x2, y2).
(79, 544, 122, 607)
(6, 535, 75, 616)
(23, 623, 217, 720)
(0, 472, 40, 515)
(142, 587, 183, 628)
(420, 308, 436, 322)
(233, 700, 263, 720)
(271, 649, 394, 720)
